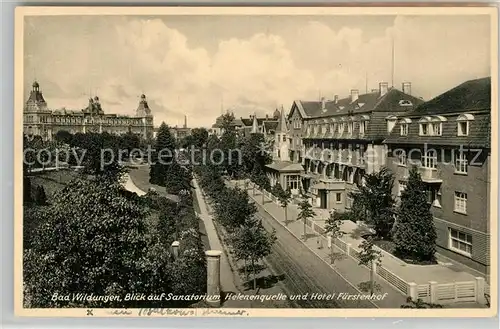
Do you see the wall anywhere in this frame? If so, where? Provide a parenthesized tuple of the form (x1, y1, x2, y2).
(387, 145, 490, 275)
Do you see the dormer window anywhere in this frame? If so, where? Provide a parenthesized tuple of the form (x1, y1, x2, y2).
(419, 116, 432, 136)
(431, 116, 446, 136)
(386, 115, 398, 133)
(400, 123, 408, 136)
(338, 122, 345, 134)
(399, 118, 411, 136)
(457, 114, 474, 136)
(399, 100, 413, 107)
(360, 121, 366, 135)
(433, 123, 442, 136)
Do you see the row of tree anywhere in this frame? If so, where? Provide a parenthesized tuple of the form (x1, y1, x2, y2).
(186, 114, 277, 290)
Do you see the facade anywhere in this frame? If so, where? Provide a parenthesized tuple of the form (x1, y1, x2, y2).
(209, 109, 281, 138)
(23, 81, 154, 140)
(288, 82, 424, 210)
(170, 115, 192, 140)
(384, 77, 491, 275)
(265, 108, 304, 195)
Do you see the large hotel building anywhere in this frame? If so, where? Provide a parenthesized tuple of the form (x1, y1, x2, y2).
(384, 77, 491, 275)
(220, 77, 491, 275)
(23, 81, 154, 140)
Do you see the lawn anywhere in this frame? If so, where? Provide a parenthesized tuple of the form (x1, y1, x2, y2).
(128, 165, 211, 252)
(368, 236, 438, 265)
(28, 169, 81, 200)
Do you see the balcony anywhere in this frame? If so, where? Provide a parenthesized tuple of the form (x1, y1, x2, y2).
(418, 166, 443, 183)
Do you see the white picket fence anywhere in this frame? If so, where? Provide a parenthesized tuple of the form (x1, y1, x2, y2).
(243, 181, 488, 306)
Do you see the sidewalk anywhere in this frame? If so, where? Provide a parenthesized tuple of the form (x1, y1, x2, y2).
(239, 181, 484, 284)
(233, 180, 489, 307)
(191, 178, 251, 307)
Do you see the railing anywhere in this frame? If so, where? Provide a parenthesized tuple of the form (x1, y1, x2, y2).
(377, 265, 409, 296)
(245, 181, 487, 306)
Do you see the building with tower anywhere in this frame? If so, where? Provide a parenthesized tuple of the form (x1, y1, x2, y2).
(265, 107, 304, 196)
(23, 81, 154, 141)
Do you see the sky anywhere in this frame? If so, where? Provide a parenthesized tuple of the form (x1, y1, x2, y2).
(24, 14, 491, 129)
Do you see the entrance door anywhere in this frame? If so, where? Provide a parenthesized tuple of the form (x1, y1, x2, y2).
(319, 190, 327, 209)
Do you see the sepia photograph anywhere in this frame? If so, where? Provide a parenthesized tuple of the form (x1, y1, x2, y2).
(15, 6, 497, 317)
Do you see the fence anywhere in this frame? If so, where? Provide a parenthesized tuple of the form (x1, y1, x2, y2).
(414, 281, 479, 304)
(244, 180, 487, 305)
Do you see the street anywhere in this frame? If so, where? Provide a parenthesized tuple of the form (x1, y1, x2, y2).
(256, 210, 377, 309)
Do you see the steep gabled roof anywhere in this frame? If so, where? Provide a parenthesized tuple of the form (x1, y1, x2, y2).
(295, 88, 424, 119)
(27, 90, 47, 104)
(411, 77, 491, 115)
(276, 107, 288, 133)
(384, 77, 491, 148)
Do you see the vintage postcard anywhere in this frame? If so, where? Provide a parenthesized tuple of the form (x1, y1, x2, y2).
(14, 6, 498, 317)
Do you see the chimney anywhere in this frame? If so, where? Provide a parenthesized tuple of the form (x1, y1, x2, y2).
(334, 95, 339, 104)
(321, 97, 326, 112)
(379, 82, 389, 96)
(402, 82, 412, 95)
(350, 89, 359, 103)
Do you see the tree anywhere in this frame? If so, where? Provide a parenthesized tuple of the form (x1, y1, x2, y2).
(23, 178, 166, 308)
(54, 130, 73, 145)
(297, 197, 315, 240)
(213, 187, 256, 231)
(33, 185, 47, 206)
(219, 113, 242, 178)
(24, 177, 32, 204)
(149, 122, 176, 186)
(241, 133, 272, 177)
(325, 211, 344, 265)
(392, 166, 437, 262)
(273, 183, 291, 224)
(68, 132, 125, 180)
(231, 217, 276, 290)
(189, 128, 209, 148)
(357, 236, 382, 294)
(349, 167, 395, 239)
(120, 131, 141, 159)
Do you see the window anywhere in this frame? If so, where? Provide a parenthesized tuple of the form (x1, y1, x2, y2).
(338, 123, 345, 134)
(427, 186, 442, 207)
(454, 192, 467, 214)
(397, 150, 407, 166)
(449, 228, 472, 256)
(286, 175, 299, 190)
(458, 121, 469, 136)
(457, 113, 474, 136)
(347, 122, 353, 134)
(336, 193, 342, 203)
(432, 123, 442, 136)
(419, 123, 429, 136)
(455, 151, 468, 174)
(422, 150, 437, 169)
(387, 116, 397, 133)
(359, 121, 367, 135)
(400, 123, 408, 136)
